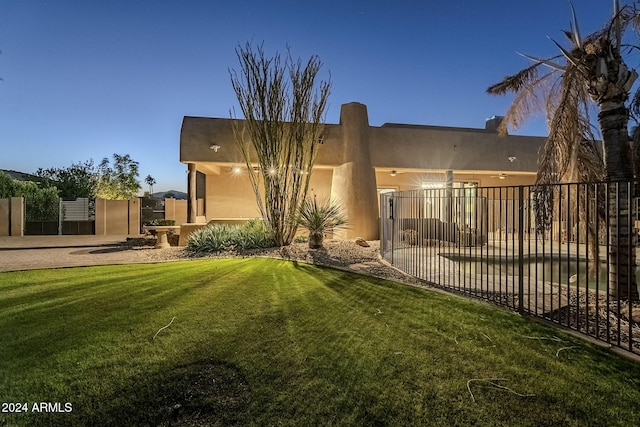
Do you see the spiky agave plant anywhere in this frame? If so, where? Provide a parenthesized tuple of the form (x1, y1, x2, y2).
(297, 196, 348, 249)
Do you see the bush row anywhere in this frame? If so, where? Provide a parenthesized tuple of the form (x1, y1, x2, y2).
(186, 219, 275, 254)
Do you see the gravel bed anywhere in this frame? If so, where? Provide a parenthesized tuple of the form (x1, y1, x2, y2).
(544, 292, 640, 352)
(122, 237, 423, 286)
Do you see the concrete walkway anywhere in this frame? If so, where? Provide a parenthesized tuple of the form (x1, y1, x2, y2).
(0, 235, 150, 272)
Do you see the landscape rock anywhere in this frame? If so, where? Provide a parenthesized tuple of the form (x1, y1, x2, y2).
(354, 237, 370, 247)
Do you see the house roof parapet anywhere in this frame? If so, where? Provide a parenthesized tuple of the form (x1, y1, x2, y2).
(180, 103, 546, 174)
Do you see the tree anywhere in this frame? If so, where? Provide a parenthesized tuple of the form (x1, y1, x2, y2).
(229, 43, 331, 246)
(0, 170, 14, 197)
(36, 160, 98, 199)
(95, 154, 141, 200)
(145, 175, 156, 195)
(487, 1, 640, 300)
(0, 171, 59, 221)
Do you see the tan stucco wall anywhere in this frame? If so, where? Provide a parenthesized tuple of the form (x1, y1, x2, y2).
(205, 171, 261, 219)
(307, 168, 334, 199)
(329, 103, 379, 240)
(205, 168, 334, 219)
(0, 198, 26, 237)
(181, 114, 545, 174)
(0, 198, 9, 236)
(181, 102, 547, 240)
(95, 198, 140, 235)
(180, 117, 346, 169)
(10, 197, 23, 237)
(129, 198, 140, 234)
(164, 199, 188, 225)
(368, 124, 542, 172)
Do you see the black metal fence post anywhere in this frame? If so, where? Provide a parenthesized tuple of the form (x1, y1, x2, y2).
(518, 185, 524, 314)
(378, 182, 639, 356)
(390, 195, 395, 265)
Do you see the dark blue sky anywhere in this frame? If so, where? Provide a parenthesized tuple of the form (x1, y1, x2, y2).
(0, 0, 621, 191)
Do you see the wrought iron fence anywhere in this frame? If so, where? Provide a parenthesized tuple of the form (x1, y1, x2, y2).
(380, 182, 640, 355)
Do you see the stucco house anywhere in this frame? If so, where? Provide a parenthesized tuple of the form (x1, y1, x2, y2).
(179, 102, 545, 240)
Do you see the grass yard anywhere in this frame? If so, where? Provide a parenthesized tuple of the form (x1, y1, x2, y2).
(1, 258, 639, 426)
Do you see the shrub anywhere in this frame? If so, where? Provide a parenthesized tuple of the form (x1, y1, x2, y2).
(145, 219, 176, 226)
(297, 196, 347, 249)
(186, 219, 275, 253)
(0, 171, 60, 221)
(293, 235, 309, 244)
(0, 171, 15, 198)
(23, 186, 60, 221)
(401, 229, 418, 245)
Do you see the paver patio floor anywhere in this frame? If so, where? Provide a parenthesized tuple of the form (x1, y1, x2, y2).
(0, 235, 149, 272)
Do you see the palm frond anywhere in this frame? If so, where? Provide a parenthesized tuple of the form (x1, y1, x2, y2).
(548, 37, 580, 67)
(536, 64, 604, 185)
(517, 52, 566, 71)
(614, 0, 622, 50)
(630, 5, 640, 35)
(569, 1, 583, 49)
(487, 63, 543, 95)
(630, 83, 640, 118)
(495, 69, 559, 135)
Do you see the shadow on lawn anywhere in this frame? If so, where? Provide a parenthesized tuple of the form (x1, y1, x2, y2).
(35, 359, 251, 427)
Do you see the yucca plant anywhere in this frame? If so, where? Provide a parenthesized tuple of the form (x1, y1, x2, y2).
(297, 196, 348, 249)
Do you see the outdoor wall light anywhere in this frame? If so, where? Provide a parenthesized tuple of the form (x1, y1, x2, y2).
(210, 144, 221, 152)
(390, 170, 397, 177)
(508, 156, 517, 162)
(232, 166, 242, 174)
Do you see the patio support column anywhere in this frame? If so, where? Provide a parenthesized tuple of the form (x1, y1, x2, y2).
(444, 170, 453, 223)
(187, 163, 197, 223)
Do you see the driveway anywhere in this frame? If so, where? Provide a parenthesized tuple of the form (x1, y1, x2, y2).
(0, 235, 151, 272)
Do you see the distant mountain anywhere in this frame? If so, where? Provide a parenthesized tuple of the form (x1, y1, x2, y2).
(151, 190, 187, 200)
(0, 169, 43, 183)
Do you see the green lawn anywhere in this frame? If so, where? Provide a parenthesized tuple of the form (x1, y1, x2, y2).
(1, 258, 639, 426)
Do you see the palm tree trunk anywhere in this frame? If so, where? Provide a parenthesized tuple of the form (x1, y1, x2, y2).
(599, 102, 639, 300)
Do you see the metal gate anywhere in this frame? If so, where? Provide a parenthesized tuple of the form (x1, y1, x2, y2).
(24, 198, 95, 235)
(61, 198, 95, 234)
(24, 197, 61, 235)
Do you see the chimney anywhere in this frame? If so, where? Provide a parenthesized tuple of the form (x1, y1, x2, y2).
(485, 116, 505, 133)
